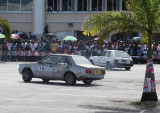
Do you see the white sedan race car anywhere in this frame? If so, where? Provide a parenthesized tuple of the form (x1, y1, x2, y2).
(18, 54, 105, 85)
(89, 50, 134, 70)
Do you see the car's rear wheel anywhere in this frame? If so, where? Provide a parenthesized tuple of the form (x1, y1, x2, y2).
(106, 62, 112, 70)
(125, 67, 131, 70)
(42, 78, 49, 83)
(22, 69, 33, 82)
(82, 79, 93, 85)
(64, 73, 76, 85)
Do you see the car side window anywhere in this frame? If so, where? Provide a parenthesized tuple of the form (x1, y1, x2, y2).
(105, 51, 111, 57)
(108, 51, 111, 57)
(57, 56, 71, 65)
(105, 51, 108, 57)
(100, 51, 106, 56)
(41, 56, 58, 64)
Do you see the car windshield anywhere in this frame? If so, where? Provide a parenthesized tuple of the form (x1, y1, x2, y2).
(72, 56, 92, 65)
(114, 51, 130, 58)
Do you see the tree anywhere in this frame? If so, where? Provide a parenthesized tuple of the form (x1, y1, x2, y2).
(0, 18, 12, 40)
(82, 0, 160, 101)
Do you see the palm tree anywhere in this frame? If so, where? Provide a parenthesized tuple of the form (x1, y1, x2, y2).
(82, 0, 160, 101)
(0, 18, 12, 40)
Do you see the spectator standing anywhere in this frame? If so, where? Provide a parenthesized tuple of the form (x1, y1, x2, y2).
(47, 6, 53, 13)
(2, 42, 7, 61)
(129, 44, 134, 56)
(86, 44, 92, 57)
(152, 43, 157, 58)
(157, 43, 160, 63)
(157, 43, 160, 56)
(137, 45, 142, 64)
(152, 43, 158, 63)
(112, 43, 118, 50)
(62, 43, 69, 54)
(30, 42, 36, 52)
(6, 42, 12, 61)
(44, 41, 51, 52)
(6, 42, 12, 51)
(57, 42, 62, 53)
(28, 32, 33, 40)
(44, 25, 49, 34)
(50, 42, 57, 54)
(15, 30, 19, 36)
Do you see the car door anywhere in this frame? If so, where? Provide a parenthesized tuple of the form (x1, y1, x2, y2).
(94, 51, 105, 66)
(99, 51, 111, 66)
(35, 55, 58, 79)
(53, 56, 71, 79)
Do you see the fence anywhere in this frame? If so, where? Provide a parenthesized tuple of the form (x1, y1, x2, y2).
(1, 51, 51, 62)
(131, 56, 160, 64)
(1, 50, 160, 64)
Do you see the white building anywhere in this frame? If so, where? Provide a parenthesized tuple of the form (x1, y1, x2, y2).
(0, 0, 125, 40)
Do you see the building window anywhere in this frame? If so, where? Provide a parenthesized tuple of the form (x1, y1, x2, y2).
(107, 0, 117, 11)
(21, 0, 33, 11)
(45, 0, 124, 12)
(62, 0, 74, 11)
(0, 0, 7, 11)
(53, 0, 58, 11)
(122, 0, 127, 11)
(77, 0, 87, 11)
(0, 0, 33, 11)
(92, 0, 102, 11)
(8, 0, 20, 11)
(47, 0, 58, 11)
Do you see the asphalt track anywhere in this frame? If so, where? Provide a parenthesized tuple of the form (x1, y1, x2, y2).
(0, 62, 160, 113)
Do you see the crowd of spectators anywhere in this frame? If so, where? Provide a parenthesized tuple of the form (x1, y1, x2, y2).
(0, 31, 160, 64)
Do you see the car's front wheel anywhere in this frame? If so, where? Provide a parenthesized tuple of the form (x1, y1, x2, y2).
(125, 67, 131, 70)
(64, 73, 76, 85)
(22, 69, 33, 82)
(82, 79, 93, 85)
(106, 62, 112, 70)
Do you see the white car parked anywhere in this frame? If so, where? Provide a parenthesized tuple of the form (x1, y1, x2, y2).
(89, 50, 134, 70)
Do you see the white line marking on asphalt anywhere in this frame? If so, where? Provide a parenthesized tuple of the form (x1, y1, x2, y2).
(140, 110, 146, 113)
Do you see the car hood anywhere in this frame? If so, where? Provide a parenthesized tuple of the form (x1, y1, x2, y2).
(77, 64, 105, 69)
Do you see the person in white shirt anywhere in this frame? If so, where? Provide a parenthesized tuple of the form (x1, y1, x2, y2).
(6, 42, 12, 61)
(30, 42, 36, 51)
(6, 42, 12, 51)
(86, 44, 92, 57)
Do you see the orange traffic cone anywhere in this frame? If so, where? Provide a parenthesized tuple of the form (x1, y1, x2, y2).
(141, 59, 158, 101)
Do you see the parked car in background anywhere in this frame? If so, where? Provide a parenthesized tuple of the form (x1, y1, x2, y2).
(89, 50, 134, 70)
(18, 54, 105, 85)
